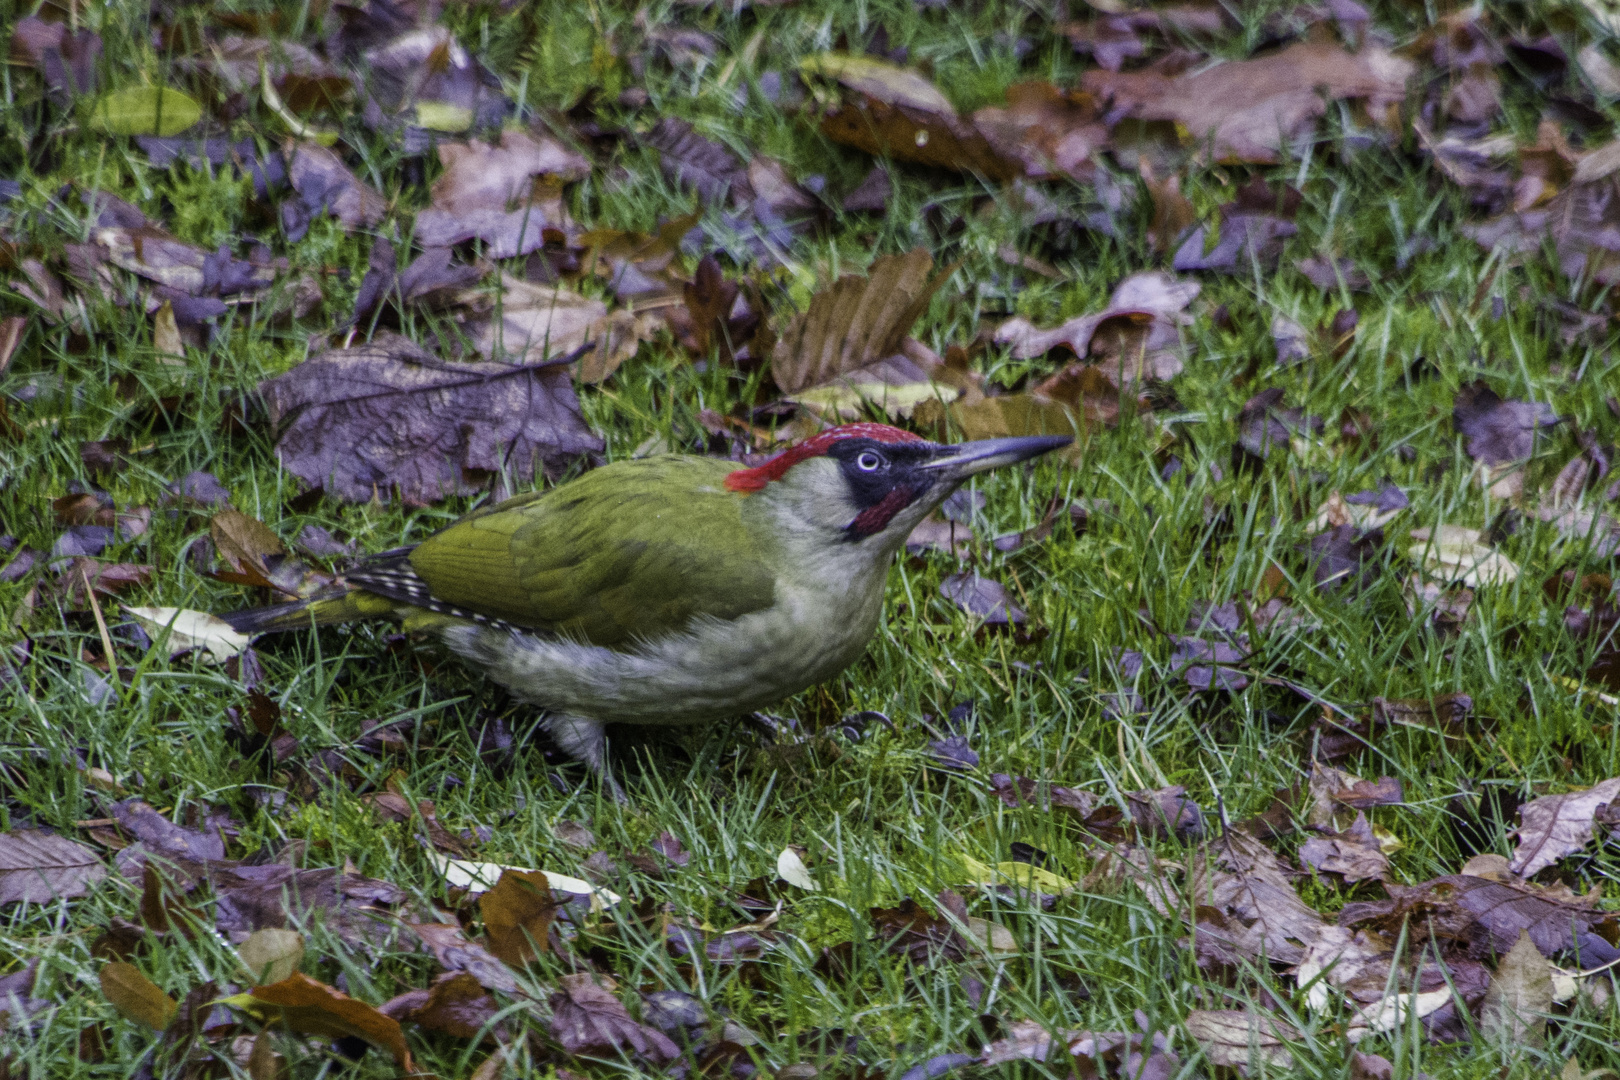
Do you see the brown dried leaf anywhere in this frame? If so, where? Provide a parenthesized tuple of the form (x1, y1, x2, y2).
(549, 973, 679, 1063)
(227, 972, 412, 1068)
(770, 248, 945, 393)
(970, 82, 1109, 183)
(1510, 777, 1620, 878)
(285, 143, 387, 232)
(1083, 40, 1413, 164)
(1184, 1009, 1296, 1070)
(480, 869, 558, 967)
(407, 921, 520, 994)
(385, 971, 500, 1040)
(259, 331, 601, 505)
(99, 962, 177, 1030)
(1299, 812, 1390, 883)
(0, 829, 106, 904)
(416, 129, 590, 257)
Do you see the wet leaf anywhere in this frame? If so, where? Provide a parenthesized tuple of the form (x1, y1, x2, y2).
(1083, 40, 1412, 164)
(645, 118, 748, 203)
(939, 572, 1025, 625)
(1509, 776, 1620, 877)
(283, 143, 387, 234)
(212, 864, 404, 947)
(259, 330, 601, 505)
(480, 869, 558, 967)
(1299, 812, 1390, 883)
(406, 922, 520, 995)
(0, 829, 106, 904)
(1408, 525, 1518, 588)
(383, 971, 500, 1040)
(88, 86, 201, 136)
(124, 606, 252, 662)
(549, 973, 679, 1063)
(1184, 1009, 1296, 1070)
(771, 248, 944, 393)
(99, 962, 177, 1030)
(223, 972, 412, 1067)
(238, 928, 304, 985)
(1481, 930, 1554, 1045)
(416, 129, 591, 257)
(1453, 382, 1559, 465)
(805, 54, 1020, 180)
(111, 800, 225, 864)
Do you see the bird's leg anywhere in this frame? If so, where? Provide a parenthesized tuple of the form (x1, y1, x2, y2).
(545, 713, 625, 803)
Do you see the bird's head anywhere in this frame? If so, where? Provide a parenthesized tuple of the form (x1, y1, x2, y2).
(725, 422, 1071, 549)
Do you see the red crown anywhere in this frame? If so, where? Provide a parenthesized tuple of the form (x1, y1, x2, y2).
(724, 423, 925, 493)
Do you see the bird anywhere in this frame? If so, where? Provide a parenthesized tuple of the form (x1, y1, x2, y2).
(223, 422, 1070, 794)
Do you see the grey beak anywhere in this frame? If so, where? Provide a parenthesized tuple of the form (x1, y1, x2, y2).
(919, 435, 1072, 480)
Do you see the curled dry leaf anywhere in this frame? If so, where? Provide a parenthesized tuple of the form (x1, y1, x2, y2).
(0, 829, 107, 904)
(416, 129, 591, 257)
(1083, 40, 1413, 164)
(259, 331, 601, 505)
(124, 607, 252, 662)
(1408, 526, 1518, 588)
(1509, 776, 1620, 878)
(223, 972, 412, 1068)
(1481, 930, 1554, 1046)
(1184, 1009, 1296, 1070)
(771, 248, 945, 394)
(803, 53, 1020, 180)
(283, 143, 388, 234)
(995, 270, 1197, 386)
(549, 972, 679, 1064)
(99, 961, 177, 1030)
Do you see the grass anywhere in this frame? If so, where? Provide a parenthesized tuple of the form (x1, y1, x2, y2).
(4, 0, 1620, 1076)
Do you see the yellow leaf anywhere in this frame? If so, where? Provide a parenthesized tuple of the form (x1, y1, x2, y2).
(88, 87, 201, 137)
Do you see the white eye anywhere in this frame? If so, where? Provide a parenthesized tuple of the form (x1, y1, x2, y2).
(856, 451, 884, 472)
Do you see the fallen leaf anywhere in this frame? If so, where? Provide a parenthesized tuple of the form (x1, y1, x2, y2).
(0, 829, 106, 904)
(111, 799, 225, 864)
(258, 331, 601, 505)
(939, 572, 1025, 625)
(645, 118, 749, 203)
(1408, 526, 1519, 588)
(99, 962, 177, 1030)
(1184, 1009, 1296, 1070)
(407, 922, 521, 995)
(283, 143, 387, 235)
(384, 971, 500, 1040)
(1299, 812, 1390, 883)
(771, 248, 946, 393)
(88, 86, 201, 136)
(776, 847, 819, 890)
(1083, 40, 1413, 164)
(480, 869, 558, 967)
(970, 81, 1110, 183)
(212, 864, 405, 947)
(1482, 930, 1554, 1045)
(1510, 776, 1620, 877)
(223, 972, 412, 1067)
(415, 129, 591, 257)
(238, 928, 304, 985)
(805, 53, 1020, 180)
(549, 973, 679, 1063)
(125, 606, 252, 662)
(1453, 382, 1559, 465)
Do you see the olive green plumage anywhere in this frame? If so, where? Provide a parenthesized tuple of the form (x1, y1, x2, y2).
(409, 456, 775, 645)
(225, 456, 777, 642)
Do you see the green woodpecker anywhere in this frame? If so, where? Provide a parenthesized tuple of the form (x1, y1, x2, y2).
(225, 423, 1068, 791)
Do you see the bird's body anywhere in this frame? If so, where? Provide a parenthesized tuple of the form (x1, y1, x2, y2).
(225, 423, 1068, 790)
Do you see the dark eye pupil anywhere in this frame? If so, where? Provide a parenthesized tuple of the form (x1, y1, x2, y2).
(859, 453, 881, 470)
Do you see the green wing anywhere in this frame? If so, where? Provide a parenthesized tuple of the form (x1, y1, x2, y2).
(404, 456, 776, 647)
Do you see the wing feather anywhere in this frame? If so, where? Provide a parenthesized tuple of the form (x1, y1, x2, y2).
(397, 456, 777, 647)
